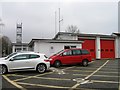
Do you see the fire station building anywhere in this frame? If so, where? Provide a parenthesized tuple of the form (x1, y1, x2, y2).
(28, 32, 120, 60)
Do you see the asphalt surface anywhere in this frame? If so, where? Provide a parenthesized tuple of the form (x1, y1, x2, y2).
(1, 59, 120, 90)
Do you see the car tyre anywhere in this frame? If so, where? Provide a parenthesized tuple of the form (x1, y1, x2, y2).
(1, 65, 7, 74)
(54, 60, 61, 68)
(37, 64, 46, 73)
(82, 60, 88, 67)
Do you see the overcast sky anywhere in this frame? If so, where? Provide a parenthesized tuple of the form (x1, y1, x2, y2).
(0, 0, 119, 42)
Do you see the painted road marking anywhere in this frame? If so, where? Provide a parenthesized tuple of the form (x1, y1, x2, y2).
(75, 67, 118, 70)
(70, 60, 109, 90)
(15, 76, 71, 81)
(13, 72, 53, 82)
(13, 66, 75, 82)
(66, 69, 118, 74)
(73, 74, 118, 78)
(92, 80, 119, 84)
(17, 82, 70, 89)
(6, 74, 27, 78)
(2, 75, 26, 90)
(84, 60, 109, 80)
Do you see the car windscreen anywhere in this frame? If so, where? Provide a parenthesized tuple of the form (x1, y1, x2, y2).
(5, 52, 17, 60)
(55, 50, 64, 55)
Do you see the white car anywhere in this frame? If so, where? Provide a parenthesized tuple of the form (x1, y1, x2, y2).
(0, 52, 50, 74)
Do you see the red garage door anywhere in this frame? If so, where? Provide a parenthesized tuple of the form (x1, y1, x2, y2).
(79, 39, 96, 59)
(100, 40, 115, 59)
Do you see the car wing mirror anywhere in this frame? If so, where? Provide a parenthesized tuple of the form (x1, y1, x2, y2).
(10, 58, 14, 61)
(60, 54, 63, 56)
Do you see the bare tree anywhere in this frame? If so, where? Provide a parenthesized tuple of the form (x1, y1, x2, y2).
(65, 25, 80, 33)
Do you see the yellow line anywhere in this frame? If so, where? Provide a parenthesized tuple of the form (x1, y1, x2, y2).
(13, 72, 53, 82)
(17, 82, 69, 89)
(6, 74, 27, 78)
(32, 76, 71, 81)
(2, 75, 26, 90)
(5, 74, 16, 76)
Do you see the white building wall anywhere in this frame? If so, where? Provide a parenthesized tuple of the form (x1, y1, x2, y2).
(96, 36, 101, 59)
(34, 42, 81, 57)
(115, 37, 119, 58)
(118, 37, 120, 58)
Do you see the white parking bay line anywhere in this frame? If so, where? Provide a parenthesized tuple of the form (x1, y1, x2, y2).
(2, 75, 26, 90)
(84, 60, 109, 80)
(92, 80, 119, 84)
(70, 60, 109, 90)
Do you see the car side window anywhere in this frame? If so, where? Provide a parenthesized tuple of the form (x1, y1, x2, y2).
(63, 50, 72, 56)
(29, 54, 40, 59)
(12, 54, 29, 61)
(81, 50, 90, 55)
(72, 50, 81, 55)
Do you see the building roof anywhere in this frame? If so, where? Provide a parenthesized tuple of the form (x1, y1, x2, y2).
(28, 39, 83, 47)
(53, 32, 116, 39)
(113, 33, 120, 36)
(12, 43, 28, 46)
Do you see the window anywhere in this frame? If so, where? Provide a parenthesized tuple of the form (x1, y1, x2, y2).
(64, 46, 76, 49)
(23, 48, 27, 51)
(71, 46, 76, 48)
(90, 49, 94, 52)
(110, 49, 113, 52)
(29, 54, 40, 59)
(44, 55, 48, 58)
(101, 49, 104, 52)
(105, 49, 109, 52)
(64, 46, 70, 49)
(5, 52, 17, 60)
(63, 50, 72, 56)
(72, 50, 81, 55)
(13, 54, 29, 60)
(81, 49, 90, 55)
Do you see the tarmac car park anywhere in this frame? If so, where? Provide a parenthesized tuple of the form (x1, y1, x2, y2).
(1, 59, 120, 90)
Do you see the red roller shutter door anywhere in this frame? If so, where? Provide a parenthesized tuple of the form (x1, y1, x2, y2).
(81, 39, 96, 59)
(100, 40, 115, 59)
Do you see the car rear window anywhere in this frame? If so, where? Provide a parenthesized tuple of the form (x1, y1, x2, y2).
(29, 54, 40, 59)
(81, 49, 90, 55)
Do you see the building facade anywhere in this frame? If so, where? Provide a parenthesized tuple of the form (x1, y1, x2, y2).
(54, 32, 119, 59)
(28, 39, 82, 57)
(12, 43, 28, 52)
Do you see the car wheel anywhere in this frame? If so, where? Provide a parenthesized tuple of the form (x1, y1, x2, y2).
(37, 64, 46, 73)
(0, 65, 7, 74)
(54, 60, 61, 68)
(82, 60, 88, 67)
